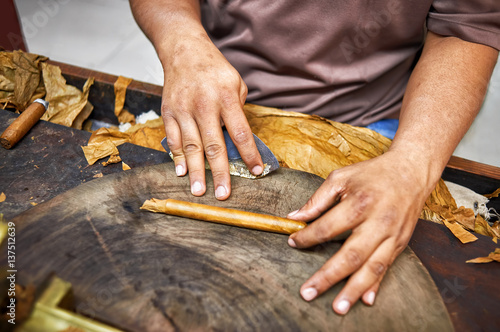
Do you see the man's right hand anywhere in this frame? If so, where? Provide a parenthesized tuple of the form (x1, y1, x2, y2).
(130, 0, 263, 200)
(161, 33, 264, 200)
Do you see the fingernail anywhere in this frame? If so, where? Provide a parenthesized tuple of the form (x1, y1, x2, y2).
(252, 165, 263, 175)
(301, 287, 318, 301)
(176, 164, 184, 176)
(365, 291, 375, 306)
(215, 186, 227, 199)
(336, 300, 350, 315)
(191, 181, 203, 195)
(287, 209, 299, 218)
(288, 237, 297, 248)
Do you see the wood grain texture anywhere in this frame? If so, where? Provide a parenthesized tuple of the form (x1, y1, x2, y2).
(5, 164, 453, 331)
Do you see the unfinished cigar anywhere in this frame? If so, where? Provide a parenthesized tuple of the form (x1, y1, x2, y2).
(141, 198, 306, 235)
(0, 99, 49, 149)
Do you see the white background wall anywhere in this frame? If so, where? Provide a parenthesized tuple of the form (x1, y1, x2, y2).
(14, 0, 500, 167)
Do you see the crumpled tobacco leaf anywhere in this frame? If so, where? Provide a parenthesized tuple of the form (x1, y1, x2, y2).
(466, 248, 500, 264)
(122, 162, 131, 170)
(442, 219, 478, 243)
(88, 118, 165, 152)
(475, 214, 500, 239)
(81, 140, 119, 165)
(114, 75, 135, 124)
(0, 50, 47, 111)
(40, 63, 94, 129)
(244, 104, 391, 177)
(426, 202, 478, 243)
(0, 192, 5, 203)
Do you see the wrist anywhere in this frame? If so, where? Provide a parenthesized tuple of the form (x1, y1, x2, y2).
(383, 145, 445, 197)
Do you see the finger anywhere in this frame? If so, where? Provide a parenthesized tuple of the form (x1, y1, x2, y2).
(221, 104, 263, 176)
(289, 192, 373, 249)
(362, 283, 380, 306)
(177, 117, 207, 196)
(287, 171, 344, 220)
(331, 239, 395, 315)
(197, 117, 231, 200)
(163, 115, 187, 176)
(297, 225, 387, 304)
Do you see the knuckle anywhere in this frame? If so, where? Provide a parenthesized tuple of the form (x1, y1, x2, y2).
(367, 260, 387, 278)
(345, 248, 363, 269)
(231, 129, 252, 145)
(183, 143, 203, 155)
(204, 143, 225, 159)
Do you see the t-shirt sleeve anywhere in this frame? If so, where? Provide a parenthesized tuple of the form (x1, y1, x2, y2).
(427, 0, 500, 50)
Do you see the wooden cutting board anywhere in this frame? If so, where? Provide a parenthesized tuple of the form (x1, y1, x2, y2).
(7, 164, 453, 331)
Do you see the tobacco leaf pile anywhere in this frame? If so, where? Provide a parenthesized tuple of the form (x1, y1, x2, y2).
(0, 50, 94, 130)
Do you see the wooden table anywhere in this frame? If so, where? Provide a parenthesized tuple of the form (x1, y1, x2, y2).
(1, 62, 499, 331)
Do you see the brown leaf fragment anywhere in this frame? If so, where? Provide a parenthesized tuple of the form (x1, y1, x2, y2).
(122, 162, 131, 170)
(0, 192, 5, 202)
(40, 63, 94, 129)
(484, 187, 500, 199)
(475, 214, 500, 239)
(114, 75, 135, 124)
(30, 202, 37, 206)
(466, 248, 500, 264)
(81, 140, 119, 165)
(442, 219, 478, 244)
(93, 172, 103, 178)
(493, 237, 498, 244)
(466, 256, 494, 264)
(0, 50, 48, 111)
(101, 154, 122, 166)
(451, 206, 476, 231)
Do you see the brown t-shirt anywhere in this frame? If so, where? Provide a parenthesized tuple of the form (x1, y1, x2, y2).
(201, 0, 500, 126)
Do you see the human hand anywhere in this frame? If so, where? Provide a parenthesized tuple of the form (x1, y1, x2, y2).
(160, 33, 263, 200)
(287, 151, 431, 314)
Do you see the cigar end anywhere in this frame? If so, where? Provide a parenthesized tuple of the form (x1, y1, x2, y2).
(0, 137, 12, 149)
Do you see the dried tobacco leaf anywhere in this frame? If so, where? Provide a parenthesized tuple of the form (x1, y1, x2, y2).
(101, 154, 122, 166)
(40, 63, 94, 129)
(466, 248, 500, 264)
(122, 162, 131, 170)
(114, 76, 135, 124)
(442, 219, 478, 244)
(452, 206, 476, 231)
(0, 50, 47, 111)
(475, 214, 500, 238)
(81, 140, 119, 165)
(243, 104, 391, 178)
(484, 188, 500, 199)
(0, 192, 5, 202)
(87, 118, 166, 152)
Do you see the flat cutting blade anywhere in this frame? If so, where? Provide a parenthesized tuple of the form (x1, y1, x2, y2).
(161, 130, 279, 179)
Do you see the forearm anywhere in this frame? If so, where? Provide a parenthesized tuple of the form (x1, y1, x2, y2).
(129, 0, 206, 61)
(390, 31, 498, 192)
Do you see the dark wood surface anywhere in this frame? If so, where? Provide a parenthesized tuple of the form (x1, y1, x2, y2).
(1, 157, 453, 331)
(1, 62, 500, 331)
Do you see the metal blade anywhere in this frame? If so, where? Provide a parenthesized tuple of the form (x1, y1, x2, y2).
(161, 130, 279, 179)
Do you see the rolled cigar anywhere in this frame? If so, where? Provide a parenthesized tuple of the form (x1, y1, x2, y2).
(0, 99, 49, 149)
(141, 198, 307, 235)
